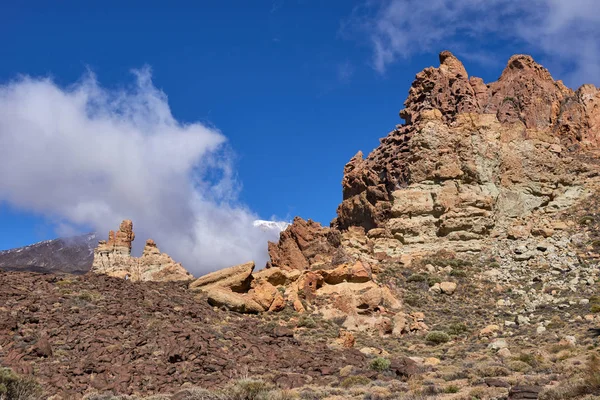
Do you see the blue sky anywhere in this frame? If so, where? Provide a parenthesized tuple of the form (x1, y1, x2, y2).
(1, 1, 599, 271)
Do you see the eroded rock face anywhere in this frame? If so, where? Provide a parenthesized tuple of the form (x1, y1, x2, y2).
(267, 217, 342, 271)
(331, 51, 600, 258)
(91, 221, 192, 282)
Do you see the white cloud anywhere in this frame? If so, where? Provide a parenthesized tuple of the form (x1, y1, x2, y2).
(0, 68, 286, 276)
(349, 0, 600, 86)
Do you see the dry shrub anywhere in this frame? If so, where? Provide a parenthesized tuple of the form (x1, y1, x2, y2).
(0, 368, 43, 400)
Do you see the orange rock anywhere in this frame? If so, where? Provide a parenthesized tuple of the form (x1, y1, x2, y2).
(249, 280, 280, 311)
(336, 330, 355, 348)
(268, 292, 286, 312)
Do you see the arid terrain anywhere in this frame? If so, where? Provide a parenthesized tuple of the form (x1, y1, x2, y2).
(3, 51, 600, 399)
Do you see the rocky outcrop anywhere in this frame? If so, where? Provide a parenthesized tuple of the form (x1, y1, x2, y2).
(267, 217, 341, 271)
(333, 52, 600, 235)
(91, 220, 192, 282)
(256, 51, 600, 344)
(189, 261, 255, 292)
(191, 258, 411, 337)
(324, 52, 600, 267)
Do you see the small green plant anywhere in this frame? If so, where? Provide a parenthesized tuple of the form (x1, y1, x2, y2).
(445, 322, 468, 336)
(427, 275, 442, 287)
(340, 375, 371, 388)
(56, 279, 75, 287)
(369, 357, 391, 372)
(547, 315, 565, 329)
(449, 269, 467, 277)
(407, 273, 427, 283)
(77, 291, 95, 302)
(425, 331, 450, 345)
(516, 352, 541, 368)
(404, 294, 422, 307)
(579, 215, 595, 225)
(443, 385, 460, 394)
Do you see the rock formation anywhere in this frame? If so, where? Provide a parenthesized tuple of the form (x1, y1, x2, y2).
(252, 51, 600, 341)
(265, 51, 600, 266)
(334, 51, 600, 236)
(91, 220, 192, 282)
(190, 257, 413, 337)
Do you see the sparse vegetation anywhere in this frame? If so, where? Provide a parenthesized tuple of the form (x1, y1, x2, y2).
(296, 316, 316, 329)
(579, 215, 595, 225)
(449, 269, 467, 277)
(426, 275, 441, 287)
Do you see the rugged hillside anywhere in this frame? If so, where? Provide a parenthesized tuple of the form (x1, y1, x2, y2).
(0, 233, 96, 274)
(0, 272, 377, 398)
(258, 52, 600, 399)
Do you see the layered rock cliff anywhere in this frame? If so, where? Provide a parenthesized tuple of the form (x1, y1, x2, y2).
(91, 220, 192, 281)
(270, 51, 600, 270)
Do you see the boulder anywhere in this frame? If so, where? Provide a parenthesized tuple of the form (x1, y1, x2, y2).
(204, 286, 264, 314)
(439, 281, 457, 295)
(252, 267, 301, 286)
(480, 325, 501, 337)
(321, 260, 371, 285)
(190, 261, 254, 292)
(249, 280, 281, 311)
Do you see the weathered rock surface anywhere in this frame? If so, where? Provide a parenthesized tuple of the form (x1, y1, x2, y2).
(332, 51, 600, 244)
(189, 261, 255, 292)
(91, 220, 192, 282)
(267, 217, 341, 271)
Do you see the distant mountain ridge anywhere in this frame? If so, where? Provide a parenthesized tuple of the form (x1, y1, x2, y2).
(0, 233, 97, 274)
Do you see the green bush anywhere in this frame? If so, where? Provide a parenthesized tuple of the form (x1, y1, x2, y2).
(445, 322, 468, 336)
(340, 375, 371, 388)
(449, 269, 467, 277)
(426, 275, 442, 287)
(425, 331, 450, 345)
(443, 385, 460, 394)
(0, 368, 43, 400)
(407, 274, 427, 283)
(369, 357, 391, 372)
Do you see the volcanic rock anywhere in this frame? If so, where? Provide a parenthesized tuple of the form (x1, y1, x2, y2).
(189, 261, 255, 292)
(91, 220, 192, 282)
